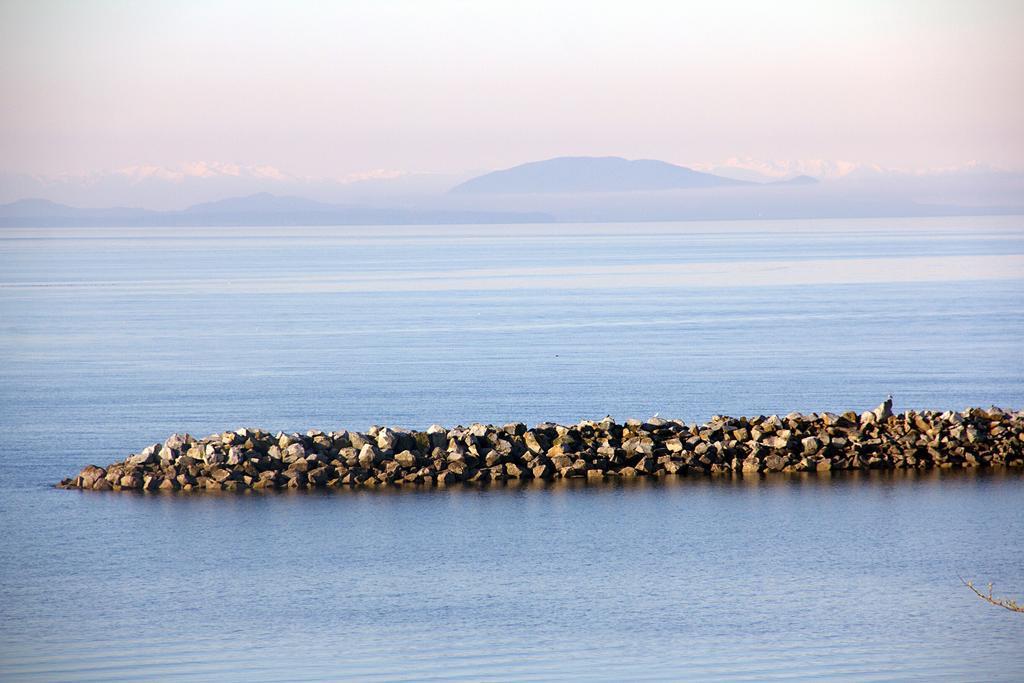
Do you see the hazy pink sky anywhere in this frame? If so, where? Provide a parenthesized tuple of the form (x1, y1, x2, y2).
(1, 0, 1022, 177)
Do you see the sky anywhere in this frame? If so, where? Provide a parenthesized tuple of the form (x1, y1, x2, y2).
(1, 0, 1023, 179)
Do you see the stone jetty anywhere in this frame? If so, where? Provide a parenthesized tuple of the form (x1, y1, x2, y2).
(59, 402, 1023, 493)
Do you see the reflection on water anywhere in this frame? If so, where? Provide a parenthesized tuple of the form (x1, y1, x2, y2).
(52, 465, 1024, 499)
(3, 467, 1023, 681)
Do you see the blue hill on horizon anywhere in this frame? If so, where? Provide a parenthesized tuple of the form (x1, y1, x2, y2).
(449, 156, 754, 194)
(0, 195, 553, 227)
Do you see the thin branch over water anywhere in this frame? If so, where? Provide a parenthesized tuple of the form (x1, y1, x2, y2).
(960, 576, 1024, 613)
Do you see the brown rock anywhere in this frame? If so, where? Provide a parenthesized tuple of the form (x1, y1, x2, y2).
(76, 465, 107, 489)
(119, 473, 143, 489)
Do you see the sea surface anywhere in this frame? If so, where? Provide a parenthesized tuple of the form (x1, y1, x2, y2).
(1, 216, 1022, 681)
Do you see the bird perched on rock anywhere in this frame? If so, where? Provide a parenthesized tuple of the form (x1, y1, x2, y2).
(874, 395, 894, 421)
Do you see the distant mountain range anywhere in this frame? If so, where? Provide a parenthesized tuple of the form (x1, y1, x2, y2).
(450, 156, 763, 194)
(2, 156, 1021, 226)
(0, 194, 553, 227)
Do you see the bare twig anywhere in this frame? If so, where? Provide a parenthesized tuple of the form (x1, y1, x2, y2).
(959, 575, 1024, 613)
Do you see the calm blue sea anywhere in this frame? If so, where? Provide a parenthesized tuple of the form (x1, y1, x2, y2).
(1, 217, 1022, 680)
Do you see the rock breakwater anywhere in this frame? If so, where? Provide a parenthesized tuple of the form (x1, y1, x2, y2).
(59, 402, 1023, 493)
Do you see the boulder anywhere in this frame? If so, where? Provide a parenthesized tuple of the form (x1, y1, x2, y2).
(524, 431, 546, 453)
(437, 470, 462, 486)
(209, 468, 235, 483)
(532, 462, 554, 480)
(76, 465, 106, 489)
(801, 436, 821, 454)
(204, 445, 227, 466)
(635, 455, 658, 474)
(426, 424, 448, 449)
(226, 446, 245, 465)
(394, 450, 418, 468)
(358, 444, 382, 468)
(126, 447, 157, 467)
(664, 461, 685, 475)
(164, 433, 191, 450)
(119, 473, 143, 489)
(376, 428, 398, 451)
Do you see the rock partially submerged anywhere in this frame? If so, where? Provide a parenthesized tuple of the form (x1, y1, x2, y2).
(58, 402, 1024, 493)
